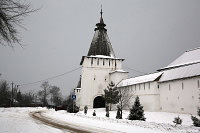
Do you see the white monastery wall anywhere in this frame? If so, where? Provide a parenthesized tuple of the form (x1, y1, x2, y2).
(159, 76, 200, 114)
(120, 81, 160, 111)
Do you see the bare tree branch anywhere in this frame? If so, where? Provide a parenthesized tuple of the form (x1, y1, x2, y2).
(0, 0, 37, 47)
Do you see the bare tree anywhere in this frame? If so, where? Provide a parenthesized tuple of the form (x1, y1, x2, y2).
(40, 81, 50, 106)
(49, 86, 62, 106)
(0, 0, 36, 47)
(118, 86, 135, 118)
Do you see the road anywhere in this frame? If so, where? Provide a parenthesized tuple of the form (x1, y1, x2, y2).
(30, 110, 119, 133)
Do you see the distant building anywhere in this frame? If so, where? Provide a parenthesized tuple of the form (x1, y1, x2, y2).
(75, 9, 200, 114)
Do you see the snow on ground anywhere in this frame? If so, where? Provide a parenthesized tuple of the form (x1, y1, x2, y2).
(0, 107, 199, 133)
(0, 107, 64, 133)
(43, 108, 200, 133)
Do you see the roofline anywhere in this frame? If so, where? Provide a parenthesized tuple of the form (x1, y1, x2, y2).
(157, 61, 200, 71)
(80, 56, 125, 65)
(186, 47, 200, 52)
(158, 74, 200, 83)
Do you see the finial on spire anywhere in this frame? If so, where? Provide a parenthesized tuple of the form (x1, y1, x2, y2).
(100, 4, 103, 16)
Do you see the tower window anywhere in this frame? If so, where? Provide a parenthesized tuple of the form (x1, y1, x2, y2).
(158, 84, 159, 89)
(198, 80, 200, 88)
(139, 84, 140, 90)
(115, 60, 117, 68)
(91, 58, 93, 65)
(144, 83, 145, 90)
(109, 60, 110, 66)
(169, 84, 171, 91)
(103, 59, 105, 66)
(97, 59, 99, 65)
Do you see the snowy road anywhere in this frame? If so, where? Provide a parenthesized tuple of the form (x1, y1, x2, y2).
(0, 108, 65, 133)
(30, 111, 116, 133)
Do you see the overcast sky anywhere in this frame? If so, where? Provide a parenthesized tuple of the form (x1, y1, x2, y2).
(0, 0, 200, 97)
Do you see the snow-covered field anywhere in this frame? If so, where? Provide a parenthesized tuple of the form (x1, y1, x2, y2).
(0, 107, 199, 133)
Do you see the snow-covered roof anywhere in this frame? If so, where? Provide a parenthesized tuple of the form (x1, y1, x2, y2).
(117, 72, 163, 87)
(158, 47, 200, 82)
(159, 62, 200, 82)
(110, 69, 128, 74)
(158, 47, 200, 71)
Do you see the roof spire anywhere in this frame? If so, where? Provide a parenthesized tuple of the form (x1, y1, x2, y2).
(100, 5, 104, 24)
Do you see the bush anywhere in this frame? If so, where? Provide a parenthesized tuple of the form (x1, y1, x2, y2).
(93, 110, 96, 116)
(84, 105, 88, 115)
(173, 116, 182, 126)
(106, 111, 109, 117)
(191, 107, 200, 127)
(67, 102, 79, 113)
(116, 106, 122, 119)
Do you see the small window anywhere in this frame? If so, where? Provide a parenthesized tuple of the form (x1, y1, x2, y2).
(182, 82, 184, 90)
(103, 59, 105, 66)
(97, 59, 99, 65)
(169, 84, 171, 91)
(181, 108, 184, 111)
(158, 84, 159, 89)
(192, 96, 194, 100)
(115, 60, 117, 68)
(91, 58, 93, 65)
(178, 96, 179, 100)
(109, 60, 110, 66)
(144, 83, 145, 90)
(139, 84, 140, 90)
(135, 85, 136, 91)
(105, 78, 106, 81)
(198, 80, 200, 88)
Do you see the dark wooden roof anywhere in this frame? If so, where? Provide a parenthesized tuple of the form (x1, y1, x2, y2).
(87, 12, 115, 57)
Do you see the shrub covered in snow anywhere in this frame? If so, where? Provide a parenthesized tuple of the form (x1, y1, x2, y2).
(128, 96, 146, 121)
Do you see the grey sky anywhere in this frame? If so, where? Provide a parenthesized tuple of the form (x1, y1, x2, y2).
(0, 0, 200, 97)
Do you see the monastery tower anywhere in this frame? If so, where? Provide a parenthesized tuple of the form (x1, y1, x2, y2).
(75, 9, 128, 109)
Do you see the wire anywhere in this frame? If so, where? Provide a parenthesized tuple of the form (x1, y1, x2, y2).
(124, 66, 146, 74)
(19, 66, 81, 87)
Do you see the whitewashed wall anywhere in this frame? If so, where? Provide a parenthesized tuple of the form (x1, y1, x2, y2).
(159, 76, 200, 114)
(78, 56, 125, 109)
(120, 81, 160, 111)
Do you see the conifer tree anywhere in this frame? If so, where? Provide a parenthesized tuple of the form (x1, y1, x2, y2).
(103, 82, 119, 110)
(128, 96, 146, 121)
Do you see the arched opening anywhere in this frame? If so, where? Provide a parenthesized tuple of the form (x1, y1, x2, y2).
(93, 96, 105, 108)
